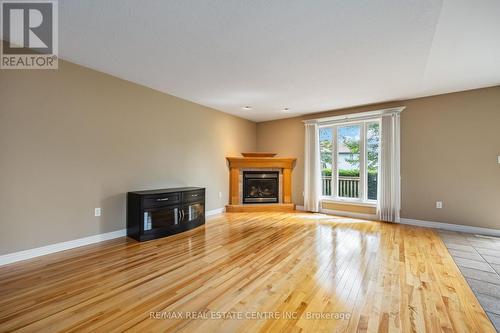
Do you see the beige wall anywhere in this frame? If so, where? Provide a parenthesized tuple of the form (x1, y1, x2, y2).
(321, 202, 376, 215)
(257, 86, 500, 230)
(0, 60, 256, 255)
(1, 60, 499, 256)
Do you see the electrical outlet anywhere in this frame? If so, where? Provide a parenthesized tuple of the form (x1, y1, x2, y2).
(497, 155, 500, 164)
(218, 191, 222, 199)
(95, 208, 102, 217)
(436, 201, 443, 209)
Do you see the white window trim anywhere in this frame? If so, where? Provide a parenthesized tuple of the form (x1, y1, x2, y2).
(309, 106, 405, 206)
(320, 120, 379, 204)
(304, 106, 405, 126)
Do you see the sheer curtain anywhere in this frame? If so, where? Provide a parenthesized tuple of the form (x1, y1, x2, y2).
(304, 123, 321, 212)
(377, 113, 401, 222)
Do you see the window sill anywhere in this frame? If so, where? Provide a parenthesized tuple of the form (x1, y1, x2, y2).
(320, 198, 377, 208)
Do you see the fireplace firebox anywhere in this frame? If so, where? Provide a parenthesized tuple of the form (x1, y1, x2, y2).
(243, 171, 279, 204)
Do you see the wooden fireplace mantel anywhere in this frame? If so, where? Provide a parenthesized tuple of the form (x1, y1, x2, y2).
(226, 156, 297, 212)
(226, 157, 296, 169)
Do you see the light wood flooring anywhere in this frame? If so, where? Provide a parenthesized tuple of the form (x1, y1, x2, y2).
(0, 212, 495, 332)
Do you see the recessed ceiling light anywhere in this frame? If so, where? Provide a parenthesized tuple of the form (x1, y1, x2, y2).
(242, 106, 251, 110)
(283, 107, 290, 112)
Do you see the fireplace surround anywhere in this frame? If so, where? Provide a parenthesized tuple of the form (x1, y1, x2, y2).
(226, 153, 296, 212)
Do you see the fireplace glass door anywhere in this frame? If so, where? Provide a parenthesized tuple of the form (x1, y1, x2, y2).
(243, 171, 279, 204)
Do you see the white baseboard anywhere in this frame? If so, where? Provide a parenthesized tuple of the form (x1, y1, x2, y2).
(0, 208, 227, 267)
(5, 210, 494, 267)
(320, 208, 377, 221)
(316, 209, 500, 237)
(0, 229, 126, 266)
(399, 218, 500, 237)
(206, 207, 225, 217)
(295, 205, 305, 211)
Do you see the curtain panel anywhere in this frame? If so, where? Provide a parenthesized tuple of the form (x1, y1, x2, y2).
(376, 113, 401, 222)
(303, 123, 321, 212)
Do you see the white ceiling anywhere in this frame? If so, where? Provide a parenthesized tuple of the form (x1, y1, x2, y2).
(59, 0, 500, 122)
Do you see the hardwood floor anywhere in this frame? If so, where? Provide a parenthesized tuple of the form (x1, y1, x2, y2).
(0, 212, 495, 332)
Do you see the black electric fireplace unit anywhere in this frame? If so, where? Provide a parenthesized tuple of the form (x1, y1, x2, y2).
(243, 171, 279, 204)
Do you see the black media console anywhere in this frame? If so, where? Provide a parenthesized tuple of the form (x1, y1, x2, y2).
(127, 187, 205, 241)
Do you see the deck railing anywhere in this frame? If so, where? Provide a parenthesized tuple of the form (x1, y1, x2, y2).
(322, 176, 333, 196)
(321, 176, 360, 198)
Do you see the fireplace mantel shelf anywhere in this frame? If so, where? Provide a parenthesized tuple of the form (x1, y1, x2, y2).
(226, 155, 297, 212)
(226, 157, 296, 169)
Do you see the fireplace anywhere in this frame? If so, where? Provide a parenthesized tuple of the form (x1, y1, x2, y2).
(243, 171, 279, 204)
(226, 154, 296, 212)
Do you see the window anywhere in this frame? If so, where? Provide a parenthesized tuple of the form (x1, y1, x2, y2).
(320, 120, 380, 203)
(319, 127, 333, 196)
(337, 125, 361, 199)
(366, 122, 380, 200)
